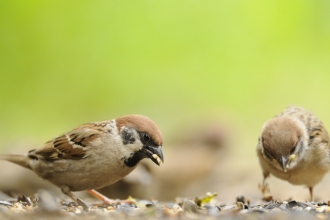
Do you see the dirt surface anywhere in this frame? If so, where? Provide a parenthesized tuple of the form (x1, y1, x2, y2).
(2, 123, 330, 219)
(1, 190, 330, 220)
(2, 152, 330, 220)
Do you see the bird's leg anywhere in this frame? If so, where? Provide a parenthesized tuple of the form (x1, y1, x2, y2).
(309, 187, 313, 202)
(258, 174, 270, 194)
(61, 185, 78, 202)
(61, 186, 117, 205)
(86, 189, 115, 205)
(259, 173, 273, 201)
(86, 189, 134, 205)
(61, 186, 133, 205)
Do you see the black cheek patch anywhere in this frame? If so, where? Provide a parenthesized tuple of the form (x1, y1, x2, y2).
(121, 128, 136, 145)
(122, 149, 146, 167)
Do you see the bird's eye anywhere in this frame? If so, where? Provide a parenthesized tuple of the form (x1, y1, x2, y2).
(290, 146, 296, 155)
(143, 134, 150, 142)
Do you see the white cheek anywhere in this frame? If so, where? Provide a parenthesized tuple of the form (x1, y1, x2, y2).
(129, 138, 143, 151)
(287, 160, 298, 169)
(121, 130, 144, 154)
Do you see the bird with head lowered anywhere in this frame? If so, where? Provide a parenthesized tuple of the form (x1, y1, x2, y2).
(257, 106, 330, 201)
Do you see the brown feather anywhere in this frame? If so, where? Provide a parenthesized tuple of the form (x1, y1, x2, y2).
(262, 116, 301, 158)
(116, 115, 163, 146)
(280, 106, 329, 149)
(30, 122, 106, 160)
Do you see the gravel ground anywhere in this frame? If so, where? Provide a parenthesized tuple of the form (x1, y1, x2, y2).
(1, 191, 330, 220)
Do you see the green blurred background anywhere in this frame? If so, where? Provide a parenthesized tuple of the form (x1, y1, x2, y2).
(1, 0, 330, 160)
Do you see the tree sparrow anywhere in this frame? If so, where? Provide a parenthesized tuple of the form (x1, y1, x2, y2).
(256, 106, 330, 201)
(0, 114, 164, 203)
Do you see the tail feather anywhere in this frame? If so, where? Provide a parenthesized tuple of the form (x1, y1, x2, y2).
(0, 154, 30, 169)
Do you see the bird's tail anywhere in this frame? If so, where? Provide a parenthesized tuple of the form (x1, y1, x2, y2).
(0, 154, 30, 169)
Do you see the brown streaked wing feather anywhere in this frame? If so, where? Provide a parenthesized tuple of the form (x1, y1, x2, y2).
(279, 106, 330, 149)
(277, 106, 305, 117)
(307, 118, 329, 148)
(31, 123, 104, 160)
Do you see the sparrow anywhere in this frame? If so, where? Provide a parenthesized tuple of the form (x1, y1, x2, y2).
(256, 106, 330, 200)
(0, 114, 164, 203)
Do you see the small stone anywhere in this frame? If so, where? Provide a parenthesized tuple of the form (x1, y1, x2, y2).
(265, 202, 281, 209)
(0, 201, 12, 206)
(292, 206, 303, 211)
(77, 206, 83, 210)
(316, 206, 327, 213)
(252, 208, 266, 213)
(182, 200, 199, 214)
(138, 200, 154, 207)
(164, 203, 177, 209)
(279, 203, 288, 211)
(239, 209, 250, 214)
(271, 207, 282, 213)
(37, 190, 60, 212)
(262, 194, 273, 202)
(203, 205, 220, 215)
(287, 200, 298, 208)
(236, 202, 244, 210)
(75, 208, 82, 214)
(222, 205, 236, 211)
(77, 198, 91, 212)
(305, 207, 312, 211)
(172, 204, 183, 213)
(17, 195, 30, 206)
(317, 202, 327, 206)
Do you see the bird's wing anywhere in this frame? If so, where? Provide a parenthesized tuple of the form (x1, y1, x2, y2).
(279, 106, 329, 148)
(29, 122, 111, 160)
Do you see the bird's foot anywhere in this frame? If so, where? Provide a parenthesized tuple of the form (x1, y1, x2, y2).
(86, 189, 134, 206)
(258, 181, 269, 194)
(258, 181, 273, 201)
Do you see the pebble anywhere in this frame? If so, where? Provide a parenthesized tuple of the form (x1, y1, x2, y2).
(182, 200, 199, 213)
(138, 200, 154, 207)
(77, 198, 91, 212)
(203, 204, 220, 215)
(3, 192, 330, 219)
(279, 203, 288, 211)
(36, 190, 60, 212)
(270, 207, 282, 213)
(0, 201, 12, 206)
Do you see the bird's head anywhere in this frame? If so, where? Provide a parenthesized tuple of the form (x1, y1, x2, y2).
(115, 115, 164, 168)
(260, 116, 307, 172)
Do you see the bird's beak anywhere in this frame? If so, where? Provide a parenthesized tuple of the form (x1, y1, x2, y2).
(145, 146, 164, 166)
(278, 156, 288, 172)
